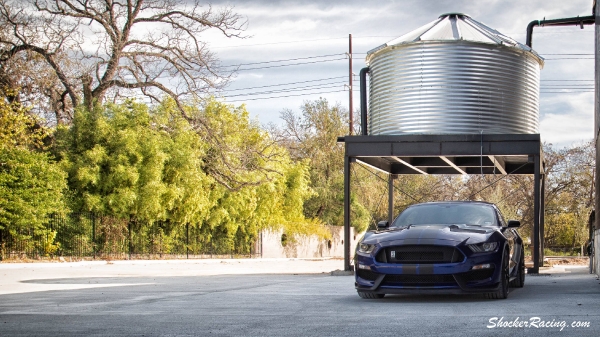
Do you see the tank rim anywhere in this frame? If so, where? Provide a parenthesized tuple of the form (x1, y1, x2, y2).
(439, 12, 470, 18)
(366, 40, 545, 69)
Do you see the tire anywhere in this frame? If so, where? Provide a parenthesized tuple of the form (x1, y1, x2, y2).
(485, 250, 509, 299)
(358, 291, 385, 299)
(510, 250, 525, 288)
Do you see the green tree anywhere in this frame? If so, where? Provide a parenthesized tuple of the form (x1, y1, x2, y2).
(276, 98, 370, 232)
(57, 98, 321, 254)
(0, 88, 66, 256)
(195, 99, 322, 252)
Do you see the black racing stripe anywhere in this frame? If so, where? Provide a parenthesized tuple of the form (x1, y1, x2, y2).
(403, 265, 417, 274)
(419, 264, 435, 275)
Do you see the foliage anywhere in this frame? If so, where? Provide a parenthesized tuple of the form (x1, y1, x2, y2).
(0, 88, 67, 240)
(0, 87, 47, 149)
(0, 146, 67, 231)
(276, 98, 370, 232)
(542, 142, 594, 248)
(55, 98, 320, 251)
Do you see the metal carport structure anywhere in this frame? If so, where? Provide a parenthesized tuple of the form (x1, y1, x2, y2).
(340, 133, 545, 273)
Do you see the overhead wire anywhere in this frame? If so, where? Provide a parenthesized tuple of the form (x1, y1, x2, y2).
(202, 46, 598, 102)
(351, 165, 389, 229)
(210, 36, 349, 49)
(355, 161, 418, 202)
(228, 57, 346, 72)
(225, 76, 347, 91)
(220, 53, 345, 68)
(224, 89, 345, 102)
(222, 82, 345, 98)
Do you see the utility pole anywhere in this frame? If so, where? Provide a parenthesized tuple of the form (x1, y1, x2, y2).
(349, 33, 353, 135)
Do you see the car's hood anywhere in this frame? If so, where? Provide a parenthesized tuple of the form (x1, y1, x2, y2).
(362, 224, 498, 245)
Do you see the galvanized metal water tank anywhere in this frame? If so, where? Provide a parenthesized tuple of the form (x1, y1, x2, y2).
(366, 13, 544, 135)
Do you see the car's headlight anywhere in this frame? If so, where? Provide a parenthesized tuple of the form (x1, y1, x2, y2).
(468, 242, 498, 253)
(358, 243, 376, 254)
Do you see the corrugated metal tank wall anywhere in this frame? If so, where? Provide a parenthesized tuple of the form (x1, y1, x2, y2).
(366, 14, 544, 135)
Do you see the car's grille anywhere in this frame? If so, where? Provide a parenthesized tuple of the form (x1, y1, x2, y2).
(382, 274, 457, 287)
(458, 268, 495, 283)
(356, 269, 379, 281)
(376, 245, 464, 264)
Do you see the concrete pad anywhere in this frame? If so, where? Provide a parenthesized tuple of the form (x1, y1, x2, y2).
(1, 259, 599, 336)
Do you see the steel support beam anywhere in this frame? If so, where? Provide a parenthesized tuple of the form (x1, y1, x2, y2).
(488, 155, 508, 175)
(531, 155, 541, 273)
(391, 156, 428, 175)
(388, 174, 395, 225)
(344, 155, 352, 271)
(541, 173, 546, 263)
(440, 156, 467, 175)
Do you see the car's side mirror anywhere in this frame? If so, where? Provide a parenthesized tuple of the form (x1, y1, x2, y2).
(507, 220, 521, 228)
(377, 221, 389, 229)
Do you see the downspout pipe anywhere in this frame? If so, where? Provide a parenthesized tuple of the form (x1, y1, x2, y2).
(526, 15, 595, 47)
(359, 67, 370, 135)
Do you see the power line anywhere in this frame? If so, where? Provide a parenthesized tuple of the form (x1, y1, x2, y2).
(541, 79, 593, 81)
(545, 57, 594, 60)
(223, 89, 345, 102)
(540, 91, 594, 93)
(224, 76, 347, 92)
(211, 37, 348, 49)
(221, 53, 345, 68)
(230, 57, 346, 71)
(223, 83, 344, 98)
(543, 53, 593, 55)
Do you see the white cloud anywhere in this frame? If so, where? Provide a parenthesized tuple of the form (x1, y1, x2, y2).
(201, 0, 597, 145)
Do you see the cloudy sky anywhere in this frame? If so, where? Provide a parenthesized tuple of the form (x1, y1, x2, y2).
(201, 0, 595, 148)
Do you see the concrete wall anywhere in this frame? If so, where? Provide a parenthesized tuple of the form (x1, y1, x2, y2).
(260, 226, 362, 260)
(594, 230, 599, 275)
(595, 0, 600, 278)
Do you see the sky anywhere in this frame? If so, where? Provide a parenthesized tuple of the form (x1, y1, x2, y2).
(200, 0, 596, 148)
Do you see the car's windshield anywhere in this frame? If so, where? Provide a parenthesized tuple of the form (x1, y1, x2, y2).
(391, 203, 497, 227)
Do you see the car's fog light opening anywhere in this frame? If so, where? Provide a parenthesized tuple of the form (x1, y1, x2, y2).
(358, 264, 371, 270)
(471, 263, 493, 270)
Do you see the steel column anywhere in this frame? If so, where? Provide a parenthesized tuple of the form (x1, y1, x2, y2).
(541, 173, 546, 262)
(344, 154, 352, 271)
(349, 34, 353, 135)
(532, 155, 541, 273)
(388, 174, 395, 225)
(595, 0, 600, 276)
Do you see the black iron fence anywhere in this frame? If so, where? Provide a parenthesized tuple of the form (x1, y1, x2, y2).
(0, 213, 262, 260)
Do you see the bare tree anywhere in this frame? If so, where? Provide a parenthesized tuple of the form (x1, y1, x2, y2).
(0, 0, 245, 123)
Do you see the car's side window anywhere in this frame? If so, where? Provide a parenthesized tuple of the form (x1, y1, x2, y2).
(495, 208, 507, 227)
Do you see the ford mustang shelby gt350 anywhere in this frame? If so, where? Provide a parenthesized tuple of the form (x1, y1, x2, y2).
(355, 201, 525, 299)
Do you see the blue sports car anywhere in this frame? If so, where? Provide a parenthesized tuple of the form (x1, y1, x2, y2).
(355, 201, 525, 299)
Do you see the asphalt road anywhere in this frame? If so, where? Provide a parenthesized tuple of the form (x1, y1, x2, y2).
(0, 261, 599, 336)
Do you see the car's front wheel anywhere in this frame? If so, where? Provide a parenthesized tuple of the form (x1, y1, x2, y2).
(485, 249, 509, 299)
(357, 291, 385, 299)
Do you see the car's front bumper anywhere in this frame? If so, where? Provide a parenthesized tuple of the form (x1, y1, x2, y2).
(355, 243, 503, 294)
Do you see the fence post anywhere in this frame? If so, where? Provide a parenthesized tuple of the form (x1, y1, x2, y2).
(92, 213, 96, 259)
(186, 223, 189, 259)
(128, 220, 132, 260)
